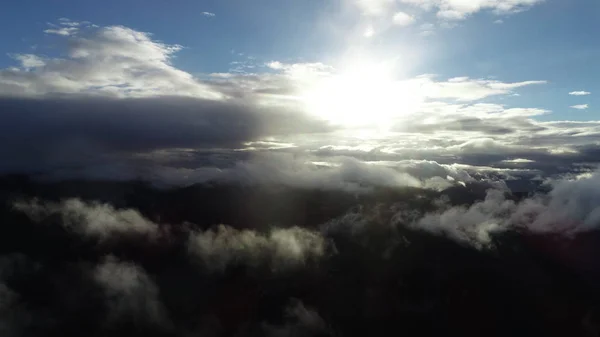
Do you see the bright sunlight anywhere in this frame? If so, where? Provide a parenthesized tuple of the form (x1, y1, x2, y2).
(301, 61, 423, 128)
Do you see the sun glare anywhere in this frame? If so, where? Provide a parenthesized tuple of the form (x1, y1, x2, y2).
(301, 61, 423, 128)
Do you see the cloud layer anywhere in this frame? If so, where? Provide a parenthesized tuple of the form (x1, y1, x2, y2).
(0, 20, 597, 188)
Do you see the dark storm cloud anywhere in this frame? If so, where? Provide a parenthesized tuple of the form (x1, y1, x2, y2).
(0, 96, 331, 174)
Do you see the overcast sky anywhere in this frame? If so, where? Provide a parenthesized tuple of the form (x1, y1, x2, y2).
(1, 0, 599, 186)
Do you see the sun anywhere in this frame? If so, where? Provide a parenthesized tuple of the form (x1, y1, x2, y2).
(301, 61, 423, 128)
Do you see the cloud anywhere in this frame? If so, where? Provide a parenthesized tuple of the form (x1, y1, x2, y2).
(147, 153, 431, 190)
(413, 189, 513, 247)
(0, 22, 587, 186)
(94, 256, 170, 329)
(502, 158, 535, 164)
(0, 96, 329, 177)
(43, 27, 79, 36)
(355, 0, 395, 16)
(188, 225, 328, 271)
(401, 169, 600, 248)
(58, 18, 83, 27)
(0, 281, 26, 337)
(10, 54, 45, 69)
(13, 198, 159, 240)
(399, 0, 545, 21)
(570, 91, 591, 96)
(2, 24, 219, 98)
(392, 11, 415, 26)
(571, 104, 589, 110)
(412, 75, 546, 101)
(201, 11, 216, 17)
(494, 19, 504, 24)
(263, 299, 330, 337)
(517, 170, 600, 233)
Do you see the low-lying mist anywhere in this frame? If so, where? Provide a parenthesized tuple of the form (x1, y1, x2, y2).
(0, 174, 599, 337)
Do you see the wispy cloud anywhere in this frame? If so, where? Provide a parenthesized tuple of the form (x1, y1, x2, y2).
(43, 27, 78, 36)
(58, 17, 81, 27)
(398, 0, 544, 21)
(569, 91, 591, 96)
(571, 104, 589, 110)
(201, 11, 216, 17)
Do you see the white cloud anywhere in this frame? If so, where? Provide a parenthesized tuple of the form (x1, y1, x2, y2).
(414, 189, 512, 247)
(569, 91, 591, 96)
(502, 158, 535, 164)
(571, 104, 589, 110)
(44, 27, 78, 36)
(392, 11, 416, 26)
(416, 169, 600, 248)
(149, 153, 425, 191)
(1, 24, 221, 98)
(399, 0, 544, 21)
(437, 9, 467, 20)
(414, 75, 546, 101)
(188, 225, 327, 271)
(11, 54, 45, 68)
(201, 11, 216, 17)
(494, 19, 504, 24)
(58, 17, 81, 27)
(13, 198, 158, 240)
(355, 0, 395, 16)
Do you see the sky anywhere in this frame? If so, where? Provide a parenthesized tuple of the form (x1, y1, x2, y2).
(5, 3, 600, 334)
(1, 0, 600, 187)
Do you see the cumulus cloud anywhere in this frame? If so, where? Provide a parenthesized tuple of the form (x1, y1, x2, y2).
(13, 198, 158, 240)
(188, 225, 328, 271)
(517, 171, 600, 233)
(2, 23, 219, 98)
(569, 91, 591, 96)
(392, 11, 415, 26)
(413, 189, 513, 247)
(403, 169, 600, 248)
(571, 104, 589, 110)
